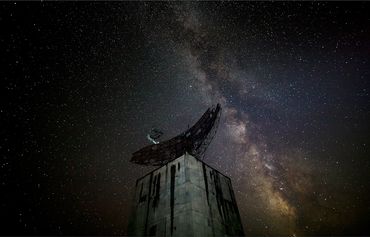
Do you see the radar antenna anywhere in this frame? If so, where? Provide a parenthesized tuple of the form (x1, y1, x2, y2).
(131, 104, 222, 166)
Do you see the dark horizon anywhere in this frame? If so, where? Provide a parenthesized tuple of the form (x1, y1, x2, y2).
(2, 2, 370, 236)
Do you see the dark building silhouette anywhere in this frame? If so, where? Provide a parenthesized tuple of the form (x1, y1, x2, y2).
(128, 153, 244, 236)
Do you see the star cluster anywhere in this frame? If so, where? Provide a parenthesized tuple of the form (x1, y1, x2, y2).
(2, 2, 370, 236)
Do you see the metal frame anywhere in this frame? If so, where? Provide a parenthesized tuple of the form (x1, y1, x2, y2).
(130, 104, 222, 166)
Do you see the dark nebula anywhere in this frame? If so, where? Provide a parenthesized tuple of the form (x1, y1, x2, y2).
(2, 2, 370, 236)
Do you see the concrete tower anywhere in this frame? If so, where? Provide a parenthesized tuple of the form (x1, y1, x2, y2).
(128, 153, 244, 236)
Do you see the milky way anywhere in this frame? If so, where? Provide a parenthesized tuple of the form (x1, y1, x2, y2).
(2, 2, 370, 236)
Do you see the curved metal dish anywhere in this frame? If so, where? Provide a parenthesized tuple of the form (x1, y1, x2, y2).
(130, 104, 221, 166)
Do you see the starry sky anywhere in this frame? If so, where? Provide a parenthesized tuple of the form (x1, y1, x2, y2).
(2, 2, 370, 236)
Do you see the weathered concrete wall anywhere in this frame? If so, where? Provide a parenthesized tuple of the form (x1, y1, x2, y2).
(128, 153, 244, 236)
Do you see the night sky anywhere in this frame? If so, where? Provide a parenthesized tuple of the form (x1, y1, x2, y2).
(2, 2, 370, 236)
